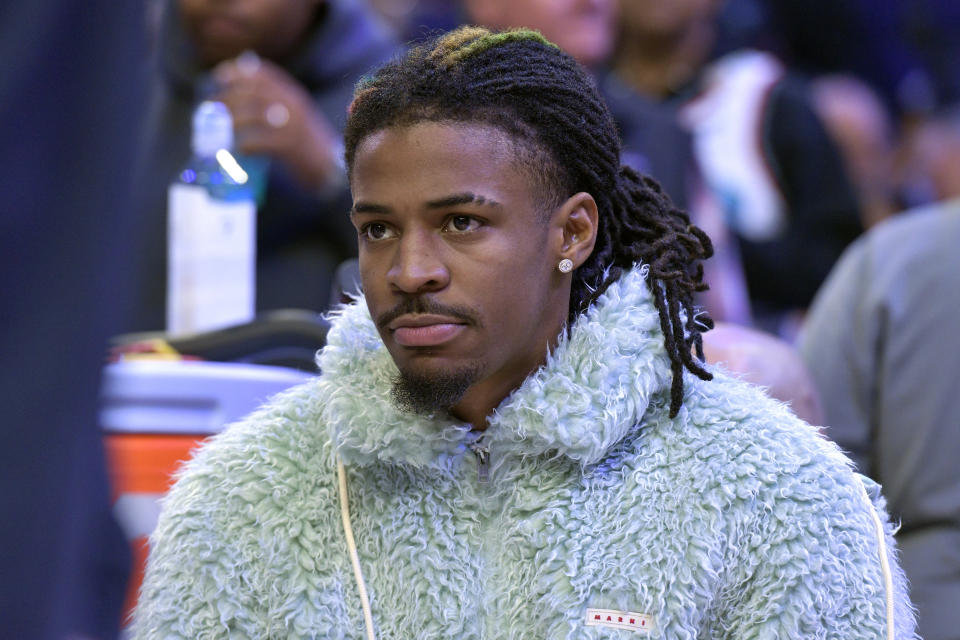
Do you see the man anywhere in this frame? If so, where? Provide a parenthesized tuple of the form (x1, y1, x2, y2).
(134, 28, 914, 638)
(801, 202, 960, 640)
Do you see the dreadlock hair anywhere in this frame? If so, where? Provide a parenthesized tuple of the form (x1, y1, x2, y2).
(344, 26, 714, 417)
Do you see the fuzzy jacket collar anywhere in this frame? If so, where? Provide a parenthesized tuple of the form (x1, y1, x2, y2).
(317, 265, 675, 469)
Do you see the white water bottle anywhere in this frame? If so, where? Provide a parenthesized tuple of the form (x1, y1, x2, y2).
(167, 101, 256, 335)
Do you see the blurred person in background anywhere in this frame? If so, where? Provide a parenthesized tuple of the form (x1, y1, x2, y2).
(900, 107, 960, 206)
(463, 0, 616, 70)
(812, 74, 900, 229)
(0, 3, 147, 638)
(128, 0, 399, 332)
(612, 0, 863, 338)
(366, 0, 463, 42)
(801, 202, 960, 640)
(746, 0, 960, 121)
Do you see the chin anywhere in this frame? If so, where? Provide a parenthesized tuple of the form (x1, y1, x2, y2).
(391, 359, 483, 416)
(395, 354, 479, 382)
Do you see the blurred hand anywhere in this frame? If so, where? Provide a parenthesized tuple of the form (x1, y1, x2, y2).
(213, 52, 342, 190)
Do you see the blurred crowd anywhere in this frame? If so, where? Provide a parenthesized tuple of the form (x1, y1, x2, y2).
(129, 0, 960, 335)
(4, 0, 959, 638)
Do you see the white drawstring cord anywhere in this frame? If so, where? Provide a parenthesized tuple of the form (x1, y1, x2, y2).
(337, 457, 376, 640)
(861, 480, 895, 640)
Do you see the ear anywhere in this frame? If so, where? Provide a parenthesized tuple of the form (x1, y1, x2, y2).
(554, 192, 599, 270)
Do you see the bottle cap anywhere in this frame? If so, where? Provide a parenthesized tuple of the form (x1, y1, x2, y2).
(191, 101, 234, 156)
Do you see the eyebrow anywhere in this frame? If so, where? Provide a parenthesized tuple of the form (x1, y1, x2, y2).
(351, 202, 391, 215)
(425, 192, 503, 209)
(350, 192, 502, 216)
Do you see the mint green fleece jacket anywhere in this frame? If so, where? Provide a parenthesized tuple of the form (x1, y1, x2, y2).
(133, 265, 916, 639)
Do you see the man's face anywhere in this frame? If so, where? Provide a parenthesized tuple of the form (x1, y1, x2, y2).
(179, 0, 320, 67)
(468, 0, 617, 67)
(350, 122, 571, 418)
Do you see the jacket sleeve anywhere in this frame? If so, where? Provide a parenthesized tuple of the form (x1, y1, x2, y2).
(130, 379, 344, 639)
(717, 454, 917, 639)
(129, 439, 267, 639)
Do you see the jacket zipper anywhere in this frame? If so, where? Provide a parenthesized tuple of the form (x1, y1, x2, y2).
(468, 441, 490, 484)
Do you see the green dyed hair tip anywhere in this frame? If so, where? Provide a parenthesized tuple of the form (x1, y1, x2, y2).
(436, 27, 558, 67)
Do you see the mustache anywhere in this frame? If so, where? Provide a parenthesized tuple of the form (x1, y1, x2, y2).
(375, 297, 482, 330)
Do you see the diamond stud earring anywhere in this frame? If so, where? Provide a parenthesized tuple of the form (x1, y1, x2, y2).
(558, 258, 574, 273)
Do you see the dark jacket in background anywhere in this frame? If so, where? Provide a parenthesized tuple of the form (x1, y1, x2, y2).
(726, 74, 863, 315)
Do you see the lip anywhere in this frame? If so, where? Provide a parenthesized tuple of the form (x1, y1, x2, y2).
(389, 314, 468, 347)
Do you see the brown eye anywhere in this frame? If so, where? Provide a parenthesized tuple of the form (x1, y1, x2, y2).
(362, 223, 395, 240)
(444, 215, 480, 233)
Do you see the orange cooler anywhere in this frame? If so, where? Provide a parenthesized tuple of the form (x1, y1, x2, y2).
(105, 433, 209, 617)
(101, 359, 312, 620)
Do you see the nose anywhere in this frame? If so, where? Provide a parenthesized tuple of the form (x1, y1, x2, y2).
(386, 229, 449, 294)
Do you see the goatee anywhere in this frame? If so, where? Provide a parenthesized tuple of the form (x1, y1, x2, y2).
(391, 365, 481, 416)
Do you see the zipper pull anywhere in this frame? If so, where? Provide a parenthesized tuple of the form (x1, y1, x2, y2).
(469, 442, 490, 484)
(475, 447, 490, 484)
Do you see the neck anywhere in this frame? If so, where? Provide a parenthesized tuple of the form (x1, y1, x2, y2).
(450, 335, 558, 430)
(614, 22, 714, 98)
(451, 311, 568, 431)
(450, 369, 534, 431)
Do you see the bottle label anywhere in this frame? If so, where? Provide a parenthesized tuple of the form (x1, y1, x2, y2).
(167, 183, 256, 335)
